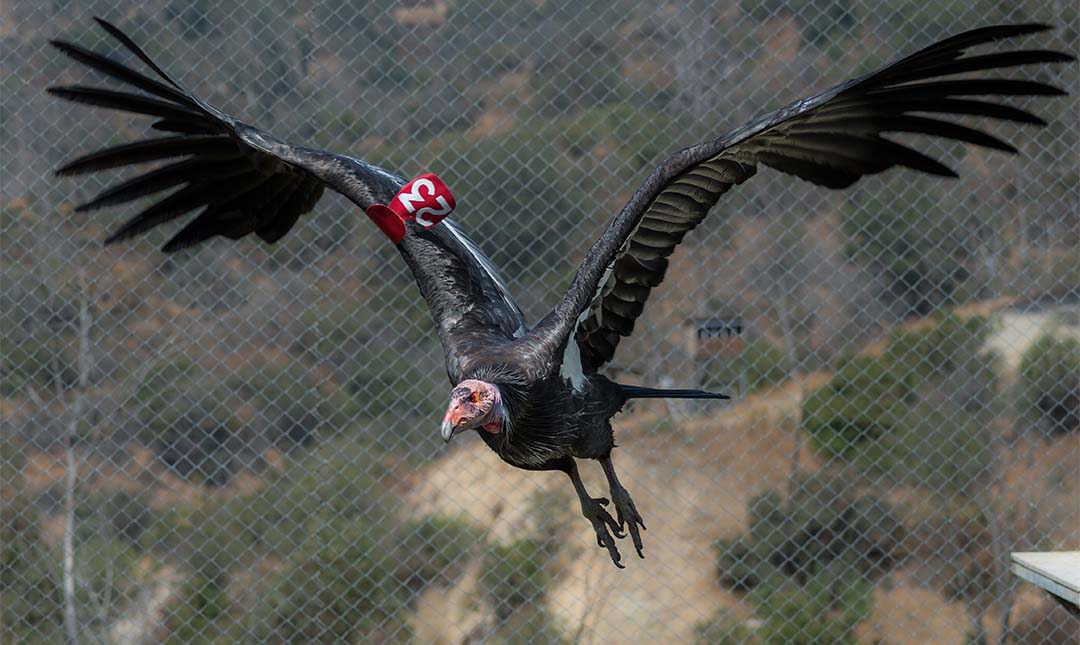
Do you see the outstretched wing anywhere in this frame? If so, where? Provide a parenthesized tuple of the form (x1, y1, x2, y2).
(49, 18, 404, 250)
(398, 219, 528, 381)
(52, 18, 526, 362)
(546, 24, 1072, 373)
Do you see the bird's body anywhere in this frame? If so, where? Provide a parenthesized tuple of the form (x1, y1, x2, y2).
(465, 367, 620, 469)
(50, 19, 1071, 566)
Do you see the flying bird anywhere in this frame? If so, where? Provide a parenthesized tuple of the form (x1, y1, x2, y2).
(50, 19, 1072, 567)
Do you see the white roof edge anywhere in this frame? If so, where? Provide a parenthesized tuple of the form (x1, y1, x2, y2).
(1010, 551, 1080, 609)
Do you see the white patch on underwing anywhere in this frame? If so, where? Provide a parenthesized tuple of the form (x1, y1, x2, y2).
(584, 263, 615, 324)
(560, 335, 586, 392)
(560, 256, 615, 391)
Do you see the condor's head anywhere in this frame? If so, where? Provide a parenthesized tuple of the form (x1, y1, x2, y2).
(440, 379, 506, 442)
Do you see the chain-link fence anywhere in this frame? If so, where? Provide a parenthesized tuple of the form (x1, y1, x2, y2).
(2, 1, 1078, 643)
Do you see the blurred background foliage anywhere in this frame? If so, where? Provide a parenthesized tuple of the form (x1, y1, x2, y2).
(1, 0, 1077, 642)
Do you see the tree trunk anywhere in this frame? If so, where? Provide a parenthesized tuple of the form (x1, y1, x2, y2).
(62, 270, 92, 645)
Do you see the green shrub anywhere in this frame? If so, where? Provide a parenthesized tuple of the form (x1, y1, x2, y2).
(490, 607, 568, 645)
(348, 349, 442, 421)
(703, 560, 874, 645)
(804, 313, 998, 469)
(271, 517, 407, 643)
(803, 355, 905, 459)
(1, 438, 25, 493)
(134, 358, 237, 483)
(1018, 334, 1080, 435)
(72, 536, 141, 626)
(531, 35, 630, 117)
(156, 249, 249, 310)
(705, 339, 790, 395)
(1, 494, 62, 642)
(1, 492, 139, 640)
(842, 179, 988, 315)
(143, 504, 250, 591)
(314, 107, 370, 143)
(394, 516, 481, 593)
(228, 362, 353, 448)
(77, 490, 154, 546)
(883, 313, 993, 384)
(898, 404, 993, 497)
(554, 104, 678, 170)
(716, 474, 903, 591)
(0, 334, 75, 397)
(480, 539, 550, 620)
(166, 576, 231, 644)
(293, 290, 443, 441)
(135, 357, 358, 482)
(451, 129, 583, 277)
(747, 560, 873, 645)
(741, 0, 857, 44)
(140, 438, 434, 639)
(296, 290, 431, 365)
(145, 438, 388, 583)
(526, 488, 574, 565)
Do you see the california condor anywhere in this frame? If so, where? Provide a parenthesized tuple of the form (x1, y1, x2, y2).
(50, 19, 1072, 566)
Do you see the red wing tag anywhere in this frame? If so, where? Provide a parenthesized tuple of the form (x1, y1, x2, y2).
(365, 173, 456, 244)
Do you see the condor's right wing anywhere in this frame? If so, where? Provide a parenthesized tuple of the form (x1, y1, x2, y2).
(51, 17, 527, 368)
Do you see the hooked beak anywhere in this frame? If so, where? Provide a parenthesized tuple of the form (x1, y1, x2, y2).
(441, 406, 465, 443)
(441, 419, 457, 443)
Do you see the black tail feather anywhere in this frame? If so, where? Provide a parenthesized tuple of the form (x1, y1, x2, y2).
(619, 384, 729, 400)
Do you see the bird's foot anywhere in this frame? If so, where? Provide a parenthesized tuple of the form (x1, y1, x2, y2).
(610, 485, 646, 559)
(580, 496, 626, 568)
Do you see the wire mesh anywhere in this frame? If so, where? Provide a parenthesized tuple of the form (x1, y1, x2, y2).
(2, 1, 1078, 643)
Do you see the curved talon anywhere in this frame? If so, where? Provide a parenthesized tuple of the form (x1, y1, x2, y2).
(611, 486, 646, 560)
(630, 528, 645, 559)
(584, 496, 624, 566)
(568, 464, 628, 568)
(592, 497, 624, 539)
(595, 522, 623, 565)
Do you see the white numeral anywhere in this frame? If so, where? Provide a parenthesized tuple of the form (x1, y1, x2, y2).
(414, 199, 452, 227)
(396, 178, 434, 214)
(396, 178, 452, 227)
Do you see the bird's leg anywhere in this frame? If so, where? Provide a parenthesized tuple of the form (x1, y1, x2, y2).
(600, 456, 646, 559)
(565, 460, 626, 568)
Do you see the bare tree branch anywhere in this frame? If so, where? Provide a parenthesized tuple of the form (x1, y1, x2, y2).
(62, 269, 92, 645)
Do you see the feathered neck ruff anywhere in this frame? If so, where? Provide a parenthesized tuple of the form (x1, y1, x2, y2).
(465, 364, 578, 466)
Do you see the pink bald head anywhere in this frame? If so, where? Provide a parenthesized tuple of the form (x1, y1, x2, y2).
(440, 380, 504, 443)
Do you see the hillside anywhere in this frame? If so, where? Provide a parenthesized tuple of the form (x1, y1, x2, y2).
(2, 1, 1078, 642)
(399, 311, 1080, 643)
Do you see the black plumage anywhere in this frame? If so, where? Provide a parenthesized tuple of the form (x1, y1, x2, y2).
(51, 19, 1071, 567)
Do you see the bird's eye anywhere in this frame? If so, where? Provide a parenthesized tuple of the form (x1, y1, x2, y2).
(470, 391, 480, 403)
